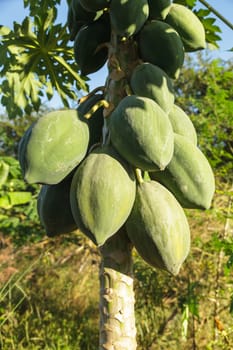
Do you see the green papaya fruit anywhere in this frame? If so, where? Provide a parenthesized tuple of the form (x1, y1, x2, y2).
(110, 0, 149, 38)
(138, 20, 185, 79)
(126, 180, 190, 276)
(148, 0, 171, 20)
(168, 104, 197, 145)
(68, 0, 101, 40)
(150, 133, 215, 209)
(79, 0, 110, 12)
(165, 3, 206, 52)
(74, 13, 110, 75)
(37, 174, 77, 236)
(130, 62, 175, 114)
(70, 145, 136, 246)
(72, 0, 97, 22)
(18, 109, 89, 185)
(67, 6, 81, 41)
(108, 95, 174, 171)
(77, 93, 104, 148)
(18, 124, 33, 178)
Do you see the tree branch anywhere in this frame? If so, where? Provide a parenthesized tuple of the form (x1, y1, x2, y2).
(198, 0, 233, 31)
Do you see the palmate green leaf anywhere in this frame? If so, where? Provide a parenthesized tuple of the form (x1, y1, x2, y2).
(0, 26, 11, 36)
(23, 0, 61, 19)
(0, 7, 88, 118)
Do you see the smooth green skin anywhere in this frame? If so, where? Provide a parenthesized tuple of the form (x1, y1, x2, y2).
(18, 124, 33, 177)
(70, 145, 136, 246)
(168, 104, 197, 145)
(165, 3, 206, 52)
(77, 93, 104, 148)
(69, 0, 103, 40)
(150, 134, 215, 209)
(37, 174, 77, 236)
(126, 180, 190, 276)
(79, 0, 109, 12)
(130, 62, 175, 114)
(108, 95, 174, 171)
(22, 109, 89, 185)
(138, 20, 185, 79)
(74, 14, 110, 75)
(72, 0, 97, 22)
(110, 0, 149, 37)
(148, 0, 171, 20)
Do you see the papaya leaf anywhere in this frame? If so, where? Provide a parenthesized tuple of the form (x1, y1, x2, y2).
(0, 8, 87, 118)
(23, 0, 61, 19)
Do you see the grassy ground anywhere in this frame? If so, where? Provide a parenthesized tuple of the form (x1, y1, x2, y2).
(0, 179, 232, 349)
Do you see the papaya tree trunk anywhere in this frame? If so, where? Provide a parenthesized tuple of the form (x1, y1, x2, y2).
(99, 229, 137, 350)
(98, 33, 140, 350)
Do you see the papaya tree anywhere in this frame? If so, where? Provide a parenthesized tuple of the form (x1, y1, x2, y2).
(1, 0, 232, 349)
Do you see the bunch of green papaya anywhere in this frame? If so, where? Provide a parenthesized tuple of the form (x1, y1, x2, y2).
(18, 0, 215, 275)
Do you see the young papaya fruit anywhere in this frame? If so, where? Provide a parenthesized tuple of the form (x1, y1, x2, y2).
(74, 13, 110, 75)
(79, 0, 110, 12)
(126, 180, 190, 276)
(70, 145, 136, 246)
(165, 3, 206, 52)
(138, 20, 185, 79)
(130, 62, 175, 114)
(110, 0, 149, 38)
(37, 174, 77, 237)
(77, 93, 104, 148)
(18, 109, 89, 185)
(148, 0, 171, 20)
(108, 95, 174, 171)
(168, 104, 197, 145)
(68, 0, 102, 40)
(150, 133, 215, 209)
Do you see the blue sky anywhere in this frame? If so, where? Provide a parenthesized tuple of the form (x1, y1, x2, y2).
(0, 0, 232, 109)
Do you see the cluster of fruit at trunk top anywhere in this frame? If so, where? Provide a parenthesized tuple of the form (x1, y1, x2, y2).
(18, 0, 215, 276)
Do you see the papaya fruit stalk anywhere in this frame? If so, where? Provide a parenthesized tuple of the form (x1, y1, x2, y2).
(98, 33, 139, 350)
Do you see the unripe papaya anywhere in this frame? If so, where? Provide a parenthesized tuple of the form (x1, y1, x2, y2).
(148, 0, 171, 20)
(37, 174, 77, 236)
(68, 0, 102, 40)
(70, 145, 136, 246)
(74, 13, 110, 75)
(110, 0, 149, 38)
(79, 0, 110, 12)
(165, 3, 206, 52)
(138, 20, 185, 79)
(168, 104, 197, 145)
(77, 93, 104, 148)
(130, 62, 175, 114)
(150, 134, 215, 209)
(126, 180, 190, 276)
(18, 109, 89, 185)
(108, 95, 174, 171)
